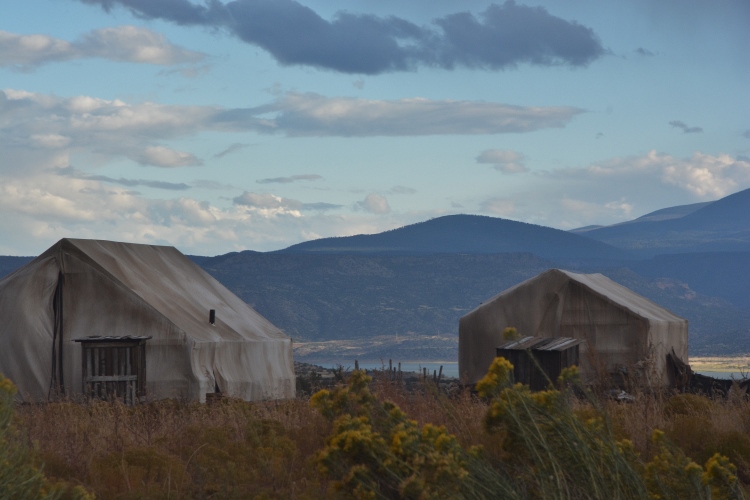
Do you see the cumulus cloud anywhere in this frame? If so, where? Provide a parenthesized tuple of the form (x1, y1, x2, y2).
(0, 89, 225, 174)
(77, 0, 604, 74)
(0, 168, 408, 255)
(356, 193, 391, 214)
(669, 120, 703, 134)
(476, 149, 528, 174)
(0, 26, 204, 70)
(554, 150, 750, 199)
(256, 174, 322, 184)
(1, 89, 581, 177)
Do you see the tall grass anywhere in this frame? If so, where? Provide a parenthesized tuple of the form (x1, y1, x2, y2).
(0, 376, 91, 499)
(3, 364, 750, 499)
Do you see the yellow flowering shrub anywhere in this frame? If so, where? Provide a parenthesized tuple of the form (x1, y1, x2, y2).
(312, 370, 473, 499)
(703, 453, 743, 499)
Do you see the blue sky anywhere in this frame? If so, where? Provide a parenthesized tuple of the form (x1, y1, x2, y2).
(1, 0, 748, 255)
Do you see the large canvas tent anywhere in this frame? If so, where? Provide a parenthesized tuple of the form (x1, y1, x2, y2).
(0, 238, 295, 402)
(459, 269, 688, 386)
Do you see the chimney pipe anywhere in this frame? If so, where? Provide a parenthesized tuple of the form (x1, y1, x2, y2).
(209, 309, 216, 325)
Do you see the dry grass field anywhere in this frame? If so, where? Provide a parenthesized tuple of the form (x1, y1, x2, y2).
(2, 365, 750, 499)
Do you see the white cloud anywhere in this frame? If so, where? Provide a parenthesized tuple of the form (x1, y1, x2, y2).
(570, 150, 750, 199)
(242, 93, 583, 137)
(473, 150, 750, 231)
(232, 191, 342, 214)
(0, 171, 422, 255)
(0, 26, 205, 69)
(0, 89, 219, 174)
(476, 149, 528, 174)
(356, 193, 391, 214)
(233, 192, 303, 216)
(1, 88, 581, 178)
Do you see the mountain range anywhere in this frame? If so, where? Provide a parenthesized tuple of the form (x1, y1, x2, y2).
(2, 187, 749, 359)
(573, 187, 750, 255)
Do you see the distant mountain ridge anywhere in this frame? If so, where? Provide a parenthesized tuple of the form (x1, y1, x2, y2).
(279, 214, 632, 261)
(194, 252, 749, 356)
(579, 188, 750, 255)
(571, 201, 712, 234)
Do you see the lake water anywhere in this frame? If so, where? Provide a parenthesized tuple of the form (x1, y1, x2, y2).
(695, 371, 747, 380)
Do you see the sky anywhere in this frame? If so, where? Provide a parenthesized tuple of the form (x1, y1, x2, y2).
(1, 0, 749, 256)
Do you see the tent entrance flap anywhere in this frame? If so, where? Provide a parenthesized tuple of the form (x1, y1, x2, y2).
(50, 271, 65, 397)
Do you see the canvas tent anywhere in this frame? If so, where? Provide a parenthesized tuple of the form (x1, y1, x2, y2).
(0, 238, 295, 402)
(459, 269, 688, 386)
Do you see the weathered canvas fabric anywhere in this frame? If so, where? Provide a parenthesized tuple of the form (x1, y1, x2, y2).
(459, 269, 688, 386)
(0, 238, 295, 402)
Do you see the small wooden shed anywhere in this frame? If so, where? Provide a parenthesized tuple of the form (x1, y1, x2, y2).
(496, 336, 582, 391)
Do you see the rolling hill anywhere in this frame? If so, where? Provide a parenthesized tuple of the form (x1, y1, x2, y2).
(279, 214, 633, 261)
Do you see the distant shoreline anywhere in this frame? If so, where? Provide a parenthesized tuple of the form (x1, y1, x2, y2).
(690, 356, 750, 373)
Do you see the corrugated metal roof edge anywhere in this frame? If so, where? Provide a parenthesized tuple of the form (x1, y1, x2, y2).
(497, 336, 583, 351)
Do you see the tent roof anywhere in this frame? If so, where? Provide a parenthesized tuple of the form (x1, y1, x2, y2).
(555, 269, 685, 324)
(36, 238, 289, 344)
(474, 268, 685, 325)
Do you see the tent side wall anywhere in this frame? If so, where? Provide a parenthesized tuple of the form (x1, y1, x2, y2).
(61, 250, 201, 401)
(648, 319, 689, 385)
(66, 239, 296, 401)
(458, 270, 570, 384)
(191, 337, 295, 402)
(558, 281, 649, 382)
(0, 256, 60, 401)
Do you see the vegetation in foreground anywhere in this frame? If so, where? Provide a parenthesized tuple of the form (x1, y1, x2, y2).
(2, 363, 750, 499)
